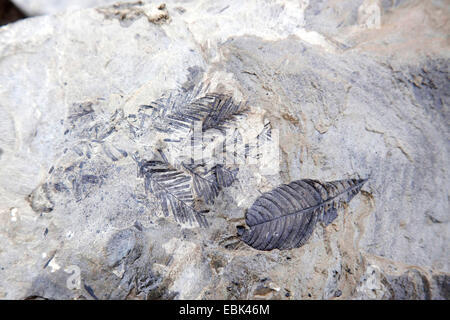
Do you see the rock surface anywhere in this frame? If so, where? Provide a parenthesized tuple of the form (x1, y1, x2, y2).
(0, 0, 449, 300)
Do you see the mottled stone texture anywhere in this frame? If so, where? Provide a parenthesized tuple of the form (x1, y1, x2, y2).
(0, 0, 448, 299)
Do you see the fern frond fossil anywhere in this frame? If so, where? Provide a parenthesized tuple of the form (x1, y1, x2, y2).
(135, 150, 239, 227)
(237, 178, 367, 250)
(141, 85, 247, 134)
(138, 156, 209, 227)
(200, 93, 247, 132)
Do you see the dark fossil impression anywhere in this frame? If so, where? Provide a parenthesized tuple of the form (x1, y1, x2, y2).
(142, 84, 248, 134)
(134, 149, 238, 228)
(237, 178, 367, 251)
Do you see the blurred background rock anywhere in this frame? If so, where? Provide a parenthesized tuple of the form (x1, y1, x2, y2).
(0, 0, 26, 26)
(10, 0, 118, 16)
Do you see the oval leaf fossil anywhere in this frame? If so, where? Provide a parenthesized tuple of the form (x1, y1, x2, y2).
(237, 178, 367, 251)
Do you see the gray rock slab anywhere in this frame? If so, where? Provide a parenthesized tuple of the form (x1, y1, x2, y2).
(0, 0, 448, 299)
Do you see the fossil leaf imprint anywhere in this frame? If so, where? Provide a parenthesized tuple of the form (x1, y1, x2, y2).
(237, 178, 367, 251)
(138, 157, 208, 227)
(136, 150, 238, 228)
(142, 85, 247, 134)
